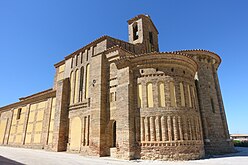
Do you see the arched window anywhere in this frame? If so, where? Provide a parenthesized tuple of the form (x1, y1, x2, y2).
(149, 32, 153, 45)
(133, 23, 138, 40)
(180, 82, 185, 107)
(158, 82, 165, 107)
(74, 69, 79, 103)
(169, 82, 176, 107)
(86, 48, 89, 61)
(112, 121, 116, 147)
(17, 108, 22, 120)
(85, 64, 90, 99)
(71, 58, 73, 68)
(146, 83, 154, 108)
(187, 84, 192, 107)
(79, 67, 84, 101)
(191, 86, 196, 108)
(211, 98, 215, 113)
(70, 71, 75, 104)
(137, 84, 143, 108)
(75, 55, 79, 66)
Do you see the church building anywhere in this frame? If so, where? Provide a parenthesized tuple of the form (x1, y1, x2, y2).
(0, 15, 234, 160)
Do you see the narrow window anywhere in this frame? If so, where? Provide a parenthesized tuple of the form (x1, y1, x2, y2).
(80, 52, 83, 64)
(85, 64, 90, 99)
(187, 84, 192, 107)
(79, 67, 84, 101)
(147, 83, 154, 108)
(158, 82, 165, 107)
(169, 82, 177, 107)
(87, 115, 90, 146)
(109, 92, 114, 102)
(74, 69, 79, 103)
(137, 84, 143, 108)
(86, 48, 90, 61)
(211, 98, 215, 113)
(83, 117, 86, 145)
(180, 82, 185, 107)
(71, 58, 73, 68)
(149, 32, 153, 45)
(17, 108, 22, 120)
(92, 46, 95, 56)
(191, 86, 196, 108)
(75, 55, 78, 66)
(70, 72, 75, 104)
(133, 23, 138, 40)
(112, 121, 116, 147)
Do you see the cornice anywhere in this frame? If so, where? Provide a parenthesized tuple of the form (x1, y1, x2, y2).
(0, 89, 56, 112)
(174, 49, 221, 64)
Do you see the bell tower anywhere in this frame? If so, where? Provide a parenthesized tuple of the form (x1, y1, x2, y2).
(128, 14, 159, 53)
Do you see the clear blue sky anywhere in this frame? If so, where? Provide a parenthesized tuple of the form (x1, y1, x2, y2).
(0, 0, 247, 134)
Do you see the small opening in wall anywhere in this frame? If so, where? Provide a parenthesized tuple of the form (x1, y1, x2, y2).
(209, 85, 211, 88)
(141, 70, 144, 73)
(211, 98, 215, 113)
(149, 32, 154, 45)
(71, 58, 73, 68)
(171, 68, 174, 72)
(86, 48, 90, 61)
(156, 68, 158, 72)
(81, 52, 83, 63)
(17, 108, 22, 120)
(133, 23, 139, 41)
(112, 121, 116, 147)
(183, 70, 185, 74)
(109, 92, 114, 102)
(76, 54, 79, 66)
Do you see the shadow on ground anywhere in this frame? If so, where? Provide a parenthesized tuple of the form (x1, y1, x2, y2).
(0, 155, 24, 165)
(210, 147, 248, 158)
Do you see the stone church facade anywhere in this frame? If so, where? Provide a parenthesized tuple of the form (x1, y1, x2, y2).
(0, 15, 234, 160)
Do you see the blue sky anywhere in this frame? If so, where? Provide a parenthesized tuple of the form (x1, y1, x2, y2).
(0, 0, 247, 134)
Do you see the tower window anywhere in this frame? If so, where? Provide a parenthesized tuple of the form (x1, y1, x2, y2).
(17, 108, 22, 120)
(75, 55, 78, 66)
(71, 58, 73, 68)
(133, 23, 138, 40)
(211, 98, 215, 113)
(149, 32, 153, 45)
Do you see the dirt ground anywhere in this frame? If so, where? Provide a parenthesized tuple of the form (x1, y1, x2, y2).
(0, 146, 247, 165)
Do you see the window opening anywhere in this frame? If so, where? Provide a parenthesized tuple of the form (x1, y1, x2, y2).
(133, 23, 138, 40)
(17, 108, 22, 120)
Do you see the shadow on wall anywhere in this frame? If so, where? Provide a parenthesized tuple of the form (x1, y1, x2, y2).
(0, 156, 24, 165)
(210, 147, 248, 158)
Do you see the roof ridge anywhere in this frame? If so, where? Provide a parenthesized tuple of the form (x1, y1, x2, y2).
(174, 49, 219, 56)
(129, 51, 194, 59)
(103, 44, 136, 56)
(64, 35, 110, 60)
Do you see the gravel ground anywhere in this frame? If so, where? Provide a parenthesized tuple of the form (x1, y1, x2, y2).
(0, 146, 248, 165)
